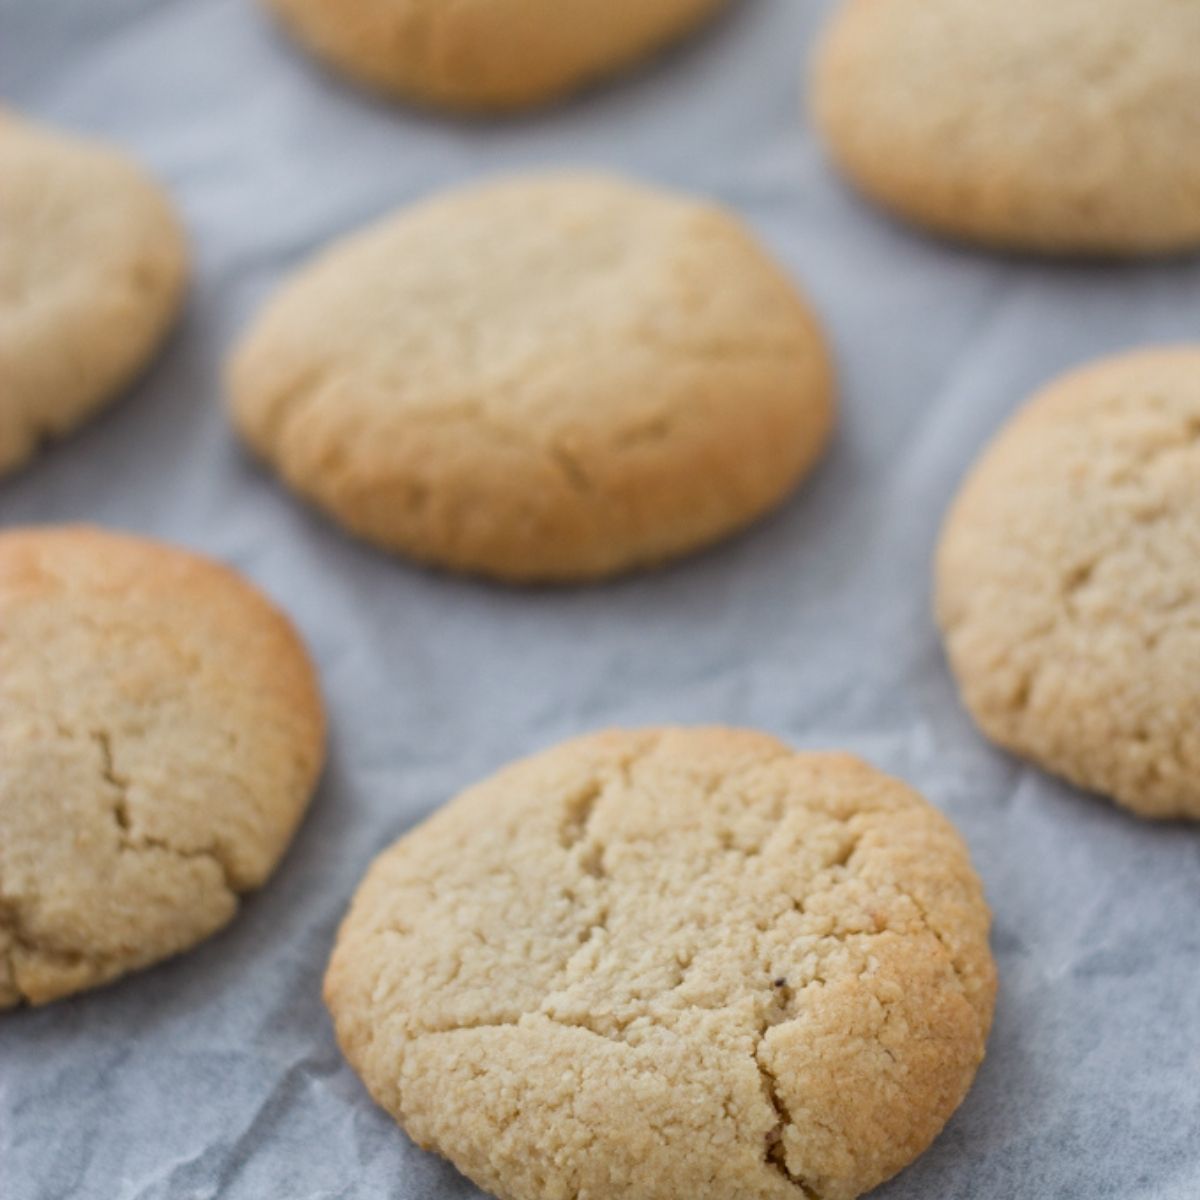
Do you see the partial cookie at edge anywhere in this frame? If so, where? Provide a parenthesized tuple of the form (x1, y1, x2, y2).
(937, 347, 1200, 819)
(0, 526, 325, 1007)
(0, 112, 188, 476)
(263, 0, 730, 111)
(812, 0, 1200, 256)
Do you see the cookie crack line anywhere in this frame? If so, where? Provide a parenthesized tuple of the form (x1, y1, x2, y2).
(92, 728, 133, 833)
(134, 836, 241, 898)
(413, 1008, 656, 1048)
(891, 883, 969, 998)
(755, 1036, 821, 1200)
(255, 362, 334, 451)
(545, 741, 665, 994)
(90, 726, 241, 896)
(549, 439, 595, 496)
(558, 780, 603, 851)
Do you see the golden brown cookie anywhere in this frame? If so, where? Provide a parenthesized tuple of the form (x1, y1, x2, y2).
(0, 112, 188, 476)
(263, 0, 729, 111)
(326, 727, 995, 1200)
(937, 347, 1200, 820)
(811, 0, 1200, 256)
(0, 526, 325, 1008)
(229, 173, 834, 583)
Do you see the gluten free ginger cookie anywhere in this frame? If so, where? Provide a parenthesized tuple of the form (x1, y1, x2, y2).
(263, 0, 728, 111)
(229, 173, 834, 583)
(326, 728, 995, 1200)
(812, 0, 1200, 256)
(938, 348, 1200, 820)
(0, 112, 187, 476)
(0, 527, 324, 1008)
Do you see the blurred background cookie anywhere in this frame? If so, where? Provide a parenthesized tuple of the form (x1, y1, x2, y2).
(0, 526, 325, 1007)
(262, 0, 729, 111)
(938, 347, 1200, 820)
(326, 727, 995, 1200)
(0, 112, 188, 477)
(811, 0, 1200, 256)
(229, 172, 834, 583)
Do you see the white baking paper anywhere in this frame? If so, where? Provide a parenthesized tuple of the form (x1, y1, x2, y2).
(1, 1, 1198, 1196)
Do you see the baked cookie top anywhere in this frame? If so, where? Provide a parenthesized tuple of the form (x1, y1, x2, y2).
(230, 173, 833, 583)
(0, 526, 325, 1008)
(0, 112, 187, 476)
(938, 347, 1200, 820)
(326, 728, 995, 1200)
(812, 0, 1200, 256)
(263, 0, 728, 111)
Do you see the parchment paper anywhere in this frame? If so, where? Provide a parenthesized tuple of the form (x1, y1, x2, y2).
(1, 1, 1198, 1196)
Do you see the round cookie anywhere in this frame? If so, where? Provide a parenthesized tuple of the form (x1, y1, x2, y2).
(0, 526, 324, 1008)
(0, 112, 188, 477)
(326, 727, 995, 1200)
(811, 0, 1200, 256)
(937, 348, 1200, 820)
(262, 0, 728, 112)
(229, 173, 834, 583)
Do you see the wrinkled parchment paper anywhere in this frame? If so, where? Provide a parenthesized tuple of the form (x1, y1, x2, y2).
(2, 1, 1198, 1196)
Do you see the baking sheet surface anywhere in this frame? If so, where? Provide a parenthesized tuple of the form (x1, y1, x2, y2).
(1, 1, 1198, 1196)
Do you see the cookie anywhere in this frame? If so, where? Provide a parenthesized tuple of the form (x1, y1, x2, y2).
(811, 0, 1200, 256)
(0, 112, 188, 477)
(229, 173, 834, 583)
(937, 348, 1200, 820)
(0, 526, 324, 1008)
(262, 0, 728, 111)
(326, 727, 995, 1200)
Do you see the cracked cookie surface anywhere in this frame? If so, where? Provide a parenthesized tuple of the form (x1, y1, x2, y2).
(229, 173, 833, 583)
(0, 111, 187, 476)
(0, 526, 325, 1008)
(937, 347, 1200, 820)
(812, 0, 1200, 256)
(262, 0, 728, 112)
(325, 727, 995, 1200)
